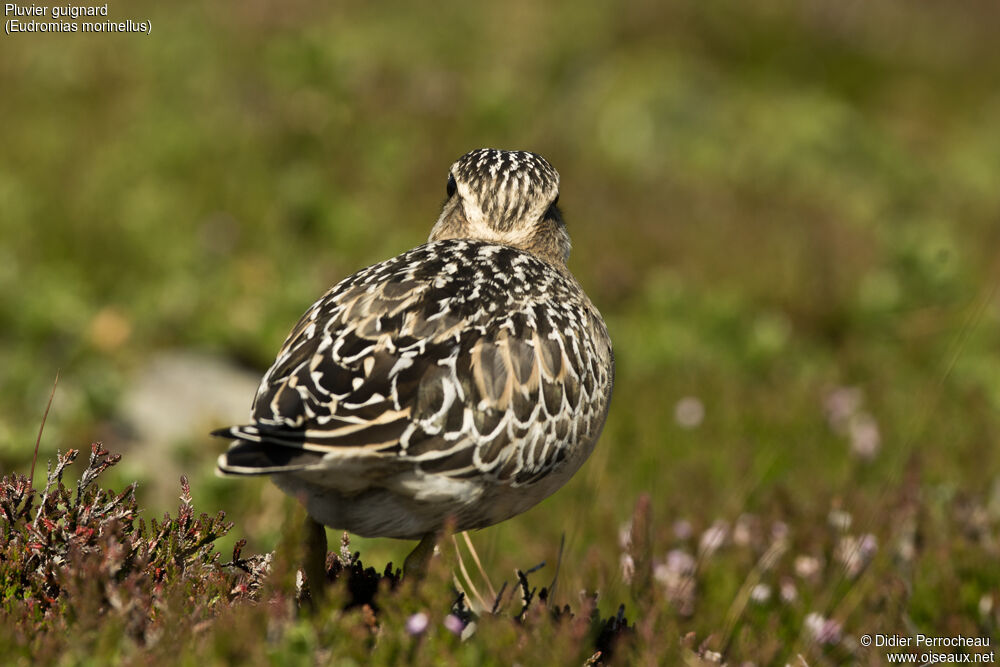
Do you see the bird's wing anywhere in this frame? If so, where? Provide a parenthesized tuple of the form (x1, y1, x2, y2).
(215, 242, 611, 484)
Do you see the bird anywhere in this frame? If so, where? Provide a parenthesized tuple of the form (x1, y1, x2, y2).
(213, 148, 614, 584)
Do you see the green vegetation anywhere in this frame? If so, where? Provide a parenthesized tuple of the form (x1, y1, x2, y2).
(1, 0, 998, 663)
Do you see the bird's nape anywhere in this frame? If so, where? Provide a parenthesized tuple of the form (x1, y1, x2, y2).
(429, 148, 571, 265)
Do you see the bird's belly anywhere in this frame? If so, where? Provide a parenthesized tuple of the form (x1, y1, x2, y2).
(272, 471, 482, 539)
(270, 455, 587, 540)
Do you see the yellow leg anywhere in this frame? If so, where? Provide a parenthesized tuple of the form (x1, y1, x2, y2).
(303, 516, 328, 602)
(402, 532, 438, 579)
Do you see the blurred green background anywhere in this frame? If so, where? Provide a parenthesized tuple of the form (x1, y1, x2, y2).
(2, 0, 999, 654)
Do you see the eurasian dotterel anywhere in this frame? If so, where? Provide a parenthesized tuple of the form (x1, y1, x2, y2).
(214, 148, 614, 579)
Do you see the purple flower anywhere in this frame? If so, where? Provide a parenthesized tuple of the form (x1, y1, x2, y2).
(770, 521, 789, 542)
(443, 614, 464, 635)
(673, 519, 693, 540)
(663, 549, 696, 576)
(804, 612, 842, 645)
(406, 612, 429, 635)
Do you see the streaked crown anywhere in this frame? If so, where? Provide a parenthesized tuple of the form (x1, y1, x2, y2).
(430, 148, 570, 265)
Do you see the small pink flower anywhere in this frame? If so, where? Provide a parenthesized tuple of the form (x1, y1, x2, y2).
(835, 533, 877, 577)
(661, 549, 696, 577)
(406, 612, 429, 635)
(674, 397, 705, 429)
(618, 523, 632, 550)
(620, 553, 635, 584)
(780, 578, 797, 603)
(804, 612, 841, 645)
(733, 514, 757, 546)
(443, 614, 464, 635)
(849, 413, 880, 459)
(654, 549, 697, 616)
(770, 521, 789, 542)
(823, 386, 862, 433)
(750, 583, 771, 604)
(827, 509, 852, 532)
(794, 555, 822, 579)
(699, 521, 728, 556)
(673, 519, 693, 540)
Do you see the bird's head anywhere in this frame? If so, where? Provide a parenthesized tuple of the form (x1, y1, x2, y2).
(429, 148, 570, 265)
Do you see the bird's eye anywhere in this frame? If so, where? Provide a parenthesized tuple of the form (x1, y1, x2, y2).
(446, 174, 457, 198)
(544, 196, 563, 224)
(544, 194, 560, 216)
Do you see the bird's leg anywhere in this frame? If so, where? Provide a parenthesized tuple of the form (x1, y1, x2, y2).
(303, 515, 328, 602)
(402, 532, 438, 579)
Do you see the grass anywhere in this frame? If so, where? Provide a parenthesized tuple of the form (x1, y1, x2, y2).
(2, 0, 999, 663)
